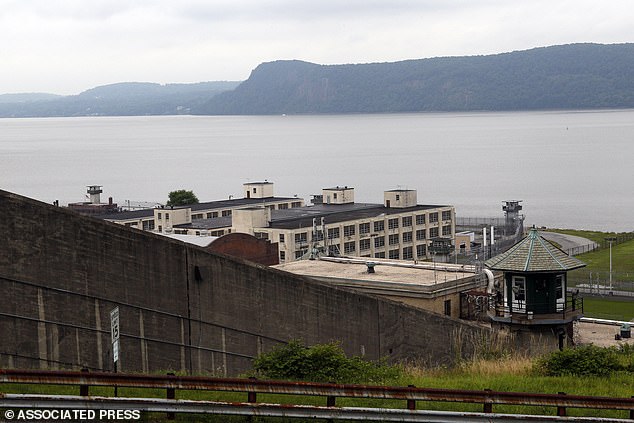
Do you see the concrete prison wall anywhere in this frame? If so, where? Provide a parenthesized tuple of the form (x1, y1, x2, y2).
(0, 190, 492, 375)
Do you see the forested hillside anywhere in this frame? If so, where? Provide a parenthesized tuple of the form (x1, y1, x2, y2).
(196, 43, 634, 114)
(3, 44, 634, 117)
(0, 82, 239, 117)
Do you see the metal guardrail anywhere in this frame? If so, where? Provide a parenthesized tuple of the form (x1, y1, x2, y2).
(1, 369, 633, 421)
(1, 394, 631, 423)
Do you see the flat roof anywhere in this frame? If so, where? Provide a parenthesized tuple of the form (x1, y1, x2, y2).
(96, 196, 300, 220)
(323, 186, 354, 190)
(99, 208, 155, 220)
(175, 216, 232, 229)
(157, 233, 219, 247)
(274, 256, 475, 287)
(190, 197, 299, 212)
(269, 203, 450, 229)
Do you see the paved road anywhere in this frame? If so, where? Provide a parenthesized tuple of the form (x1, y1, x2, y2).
(540, 231, 597, 255)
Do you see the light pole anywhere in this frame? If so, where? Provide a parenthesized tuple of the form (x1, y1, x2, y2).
(605, 237, 616, 291)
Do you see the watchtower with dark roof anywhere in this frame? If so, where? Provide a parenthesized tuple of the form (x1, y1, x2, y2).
(485, 227, 586, 348)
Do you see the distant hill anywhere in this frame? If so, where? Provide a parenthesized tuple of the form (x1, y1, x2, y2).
(3, 44, 634, 118)
(195, 43, 634, 115)
(0, 81, 239, 117)
(0, 93, 62, 104)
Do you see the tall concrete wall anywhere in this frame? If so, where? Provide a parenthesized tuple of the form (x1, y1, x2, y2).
(0, 190, 499, 375)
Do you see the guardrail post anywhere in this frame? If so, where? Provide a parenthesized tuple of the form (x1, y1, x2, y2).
(79, 367, 89, 396)
(247, 376, 258, 403)
(557, 392, 567, 416)
(630, 396, 633, 420)
(483, 388, 492, 413)
(166, 372, 176, 421)
(326, 381, 336, 407)
(407, 385, 416, 410)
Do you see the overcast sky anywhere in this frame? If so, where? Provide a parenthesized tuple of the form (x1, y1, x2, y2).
(2, 0, 633, 95)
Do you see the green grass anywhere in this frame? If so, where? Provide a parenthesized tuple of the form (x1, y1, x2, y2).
(582, 296, 634, 321)
(3, 359, 634, 421)
(545, 228, 634, 275)
(576, 242, 634, 274)
(545, 229, 621, 246)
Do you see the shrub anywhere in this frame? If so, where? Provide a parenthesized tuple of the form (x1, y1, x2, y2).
(536, 345, 622, 377)
(252, 340, 402, 384)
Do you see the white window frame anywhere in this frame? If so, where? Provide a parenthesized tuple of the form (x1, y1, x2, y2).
(511, 276, 526, 312)
(556, 274, 565, 311)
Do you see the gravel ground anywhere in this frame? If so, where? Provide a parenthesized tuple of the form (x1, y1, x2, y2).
(577, 321, 634, 347)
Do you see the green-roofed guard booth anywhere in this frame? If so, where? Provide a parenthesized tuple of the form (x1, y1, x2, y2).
(485, 227, 586, 342)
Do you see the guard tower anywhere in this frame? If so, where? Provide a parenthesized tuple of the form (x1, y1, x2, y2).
(485, 227, 585, 349)
(502, 200, 524, 233)
(87, 185, 103, 204)
(68, 185, 117, 215)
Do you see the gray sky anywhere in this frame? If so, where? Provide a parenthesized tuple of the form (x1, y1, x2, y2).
(2, 0, 633, 95)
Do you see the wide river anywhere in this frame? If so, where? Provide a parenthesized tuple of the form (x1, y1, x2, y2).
(1, 110, 633, 232)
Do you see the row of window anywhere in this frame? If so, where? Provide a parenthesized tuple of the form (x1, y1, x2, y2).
(173, 228, 227, 237)
(169, 201, 304, 222)
(279, 212, 450, 239)
(286, 225, 451, 244)
(182, 209, 234, 221)
(296, 240, 429, 257)
(363, 212, 450, 233)
(368, 245, 427, 260)
(157, 212, 170, 221)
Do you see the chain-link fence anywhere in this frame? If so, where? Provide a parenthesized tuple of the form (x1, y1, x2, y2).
(568, 271, 634, 297)
(563, 243, 598, 255)
(597, 232, 634, 248)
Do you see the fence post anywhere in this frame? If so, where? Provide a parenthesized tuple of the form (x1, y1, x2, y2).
(557, 392, 566, 416)
(407, 385, 416, 410)
(326, 381, 336, 407)
(247, 376, 257, 403)
(79, 367, 89, 396)
(166, 372, 176, 421)
(483, 388, 493, 413)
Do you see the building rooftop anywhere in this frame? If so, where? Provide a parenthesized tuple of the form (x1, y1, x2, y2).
(274, 256, 475, 288)
(189, 197, 298, 212)
(157, 233, 219, 247)
(269, 203, 449, 230)
(175, 216, 232, 230)
(485, 227, 586, 273)
(323, 186, 353, 190)
(96, 196, 299, 220)
(99, 208, 155, 220)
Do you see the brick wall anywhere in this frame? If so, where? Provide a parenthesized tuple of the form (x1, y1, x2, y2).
(207, 232, 279, 266)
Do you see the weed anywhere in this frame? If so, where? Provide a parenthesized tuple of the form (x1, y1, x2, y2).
(251, 340, 402, 384)
(535, 345, 625, 376)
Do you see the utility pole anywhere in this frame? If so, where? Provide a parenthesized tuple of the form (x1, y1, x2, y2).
(605, 237, 616, 292)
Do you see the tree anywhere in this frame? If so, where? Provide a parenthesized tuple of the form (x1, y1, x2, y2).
(166, 189, 199, 207)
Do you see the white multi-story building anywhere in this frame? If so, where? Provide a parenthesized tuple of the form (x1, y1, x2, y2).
(233, 186, 455, 263)
(99, 181, 304, 236)
(98, 183, 455, 264)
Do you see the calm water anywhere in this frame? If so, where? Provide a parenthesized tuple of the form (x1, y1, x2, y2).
(1, 110, 633, 232)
